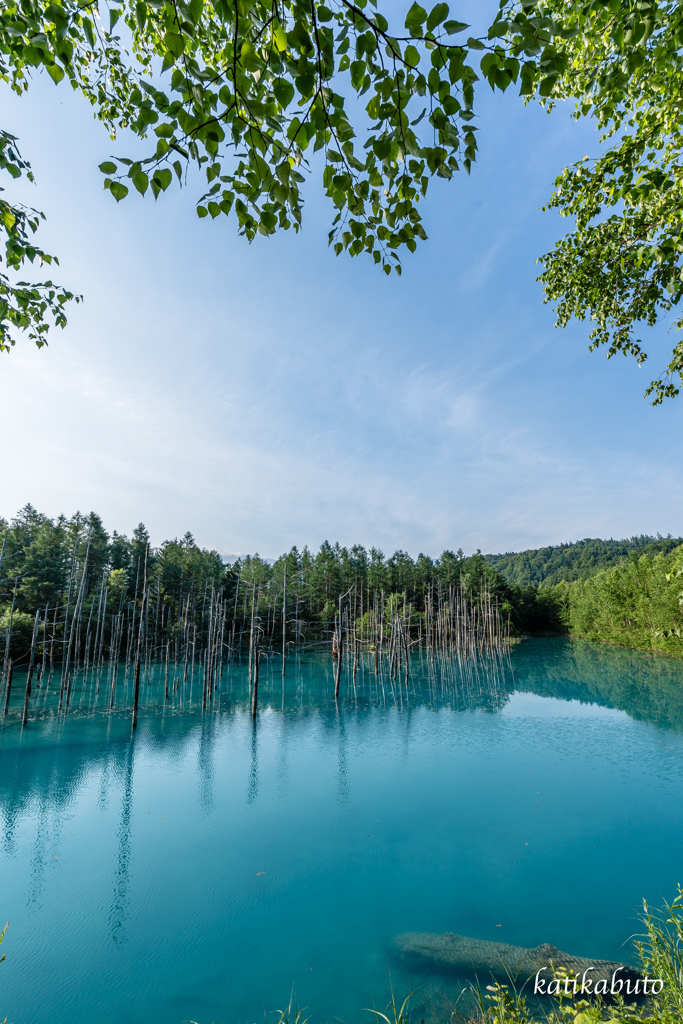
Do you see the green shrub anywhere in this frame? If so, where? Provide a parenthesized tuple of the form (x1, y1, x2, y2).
(0, 610, 35, 664)
(565, 547, 683, 657)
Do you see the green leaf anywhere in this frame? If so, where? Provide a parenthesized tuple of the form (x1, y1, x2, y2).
(83, 18, 95, 48)
(260, 211, 277, 232)
(109, 181, 129, 202)
(294, 72, 315, 97)
(350, 60, 365, 90)
(538, 74, 556, 97)
(99, 161, 118, 174)
(241, 40, 261, 71)
(466, 37, 485, 50)
(46, 63, 64, 84)
(273, 78, 294, 108)
(132, 171, 149, 195)
(152, 168, 173, 192)
(427, 3, 449, 32)
(197, 205, 209, 217)
(443, 20, 468, 34)
(404, 45, 420, 67)
(405, 2, 427, 29)
(273, 25, 287, 51)
(164, 32, 184, 58)
(188, 0, 203, 24)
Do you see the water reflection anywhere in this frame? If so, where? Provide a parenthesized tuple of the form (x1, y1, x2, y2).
(110, 739, 134, 947)
(1, 645, 515, 730)
(336, 707, 349, 806)
(2, 641, 683, 824)
(198, 717, 215, 815)
(1, 639, 683, 1024)
(247, 718, 259, 805)
(512, 638, 683, 730)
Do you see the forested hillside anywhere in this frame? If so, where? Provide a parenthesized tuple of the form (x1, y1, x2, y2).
(485, 535, 683, 588)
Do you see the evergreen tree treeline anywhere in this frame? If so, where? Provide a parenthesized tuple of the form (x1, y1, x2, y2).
(1, 506, 682, 665)
(0, 504, 544, 666)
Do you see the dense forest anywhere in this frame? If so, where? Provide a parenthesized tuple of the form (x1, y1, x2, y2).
(485, 535, 683, 588)
(1, 508, 682, 685)
(0, 506, 524, 686)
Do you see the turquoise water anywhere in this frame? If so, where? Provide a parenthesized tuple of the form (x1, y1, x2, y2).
(2, 638, 683, 1024)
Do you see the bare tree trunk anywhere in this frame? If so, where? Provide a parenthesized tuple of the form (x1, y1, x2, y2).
(22, 611, 40, 726)
(251, 650, 261, 716)
(3, 659, 12, 715)
(282, 564, 287, 679)
(132, 545, 149, 731)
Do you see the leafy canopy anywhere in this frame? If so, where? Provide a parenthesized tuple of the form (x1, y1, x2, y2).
(1, 0, 683, 401)
(492, 0, 683, 402)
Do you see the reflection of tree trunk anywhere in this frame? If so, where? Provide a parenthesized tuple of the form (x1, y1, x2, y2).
(275, 712, 290, 799)
(27, 793, 51, 909)
(247, 718, 259, 804)
(336, 706, 348, 805)
(109, 739, 135, 947)
(198, 717, 214, 815)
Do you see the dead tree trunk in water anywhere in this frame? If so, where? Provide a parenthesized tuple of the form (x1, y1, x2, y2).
(2, 582, 16, 690)
(22, 611, 40, 726)
(281, 565, 287, 679)
(3, 659, 12, 715)
(132, 546, 149, 731)
(334, 595, 343, 699)
(251, 650, 261, 716)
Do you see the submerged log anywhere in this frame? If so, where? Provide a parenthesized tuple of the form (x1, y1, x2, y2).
(392, 931, 642, 988)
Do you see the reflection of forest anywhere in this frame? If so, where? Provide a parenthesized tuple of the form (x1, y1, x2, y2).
(2, 638, 682, 950)
(512, 638, 683, 732)
(3, 638, 682, 874)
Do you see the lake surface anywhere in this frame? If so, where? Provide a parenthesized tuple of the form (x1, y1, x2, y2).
(2, 638, 683, 1024)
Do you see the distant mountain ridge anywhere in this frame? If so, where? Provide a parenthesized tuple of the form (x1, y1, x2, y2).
(484, 535, 683, 588)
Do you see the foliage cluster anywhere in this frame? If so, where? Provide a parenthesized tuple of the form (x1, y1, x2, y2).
(502, 0, 683, 403)
(559, 544, 683, 656)
(2, 0, 683, 399)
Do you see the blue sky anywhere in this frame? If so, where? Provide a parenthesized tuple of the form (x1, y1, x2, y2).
(2, 8, 682, 558)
